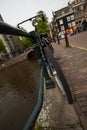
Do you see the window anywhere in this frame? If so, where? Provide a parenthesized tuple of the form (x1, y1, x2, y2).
(72, 21, 76, 26)
(67, 16, 70, 22)
(68, 22, 72, 28)
(70, 15, 74, 20)
(61, 31, 65, 35)
(59, 19, 63, 25)
(61, 25, 65, 31)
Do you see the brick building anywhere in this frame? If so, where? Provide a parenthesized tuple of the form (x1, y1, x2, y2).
(54, 6, 75, 39)
(0, 14, 21, 59)
(69, 0, 87, 30)
(50, 0, 87, 39)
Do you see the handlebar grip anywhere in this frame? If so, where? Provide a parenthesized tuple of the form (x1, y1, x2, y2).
(0, 21, 29, 37)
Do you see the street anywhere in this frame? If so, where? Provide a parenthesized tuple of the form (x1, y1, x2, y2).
(53, 31, 87, 130)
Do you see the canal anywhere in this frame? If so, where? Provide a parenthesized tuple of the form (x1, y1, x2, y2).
(0, 58, 40, 130)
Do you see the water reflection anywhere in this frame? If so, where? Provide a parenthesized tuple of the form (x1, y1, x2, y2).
(0, 59, 40, 130)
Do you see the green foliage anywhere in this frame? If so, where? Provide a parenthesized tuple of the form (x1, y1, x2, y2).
(36, 10, 50, 34)
(16, 36, 32, 48)
(16, 27, 32, 47)
(0, 38, 6, 53)
(16, 12, 50, 47)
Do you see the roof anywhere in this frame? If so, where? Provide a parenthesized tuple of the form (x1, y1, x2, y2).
(54, 6, 73, 17)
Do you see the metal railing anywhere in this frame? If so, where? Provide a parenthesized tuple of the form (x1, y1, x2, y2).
(0, 21, 45, 130)
(0, 19, 73, 130)
(0, 21, 29, 37)
(23, 64, 44, 130)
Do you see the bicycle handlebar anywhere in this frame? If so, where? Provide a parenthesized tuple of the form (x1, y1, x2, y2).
(0, 21, 30, 37)
(17, 13, 44, 27)
(0, 13, 46, 48)
(0, 21, 43, 47)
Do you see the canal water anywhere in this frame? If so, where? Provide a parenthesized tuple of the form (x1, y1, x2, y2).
(0, 58, 40, 130)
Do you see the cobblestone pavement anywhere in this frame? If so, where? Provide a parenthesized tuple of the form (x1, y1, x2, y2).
(61, 31, 87, 50)
(52, 31, 87, 130)
(35, 31, 87, 130)
(35, 84, 83, 130)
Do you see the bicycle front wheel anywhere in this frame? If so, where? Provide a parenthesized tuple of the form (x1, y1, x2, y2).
(44, 46, 73, 104)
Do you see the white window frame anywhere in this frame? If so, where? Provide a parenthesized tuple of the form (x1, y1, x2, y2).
(59, 19, 63, 25)
(67, 16, 70, 22)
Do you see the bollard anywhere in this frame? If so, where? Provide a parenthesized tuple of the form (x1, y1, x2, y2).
(65, 33, 69, 47)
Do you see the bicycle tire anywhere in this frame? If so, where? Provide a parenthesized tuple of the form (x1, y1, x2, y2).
(43, 45, 73, 104)
(48, 64, 66, 95)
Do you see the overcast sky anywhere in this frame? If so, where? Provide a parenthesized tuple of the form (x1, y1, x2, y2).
(0, 0, 70, 31)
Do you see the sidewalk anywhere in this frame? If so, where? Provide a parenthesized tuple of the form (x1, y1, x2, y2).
(35, 32, 87, 130)
(52, 33, 87, 130)
(36, 84, 83, 130)
(35, 40, 87, 129)
(61, 31, 87, 50)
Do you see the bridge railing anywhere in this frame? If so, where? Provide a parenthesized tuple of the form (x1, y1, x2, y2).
(0, 21, 29, 37)
(0, 21, 45, 130)
(23, 64, 44, 130)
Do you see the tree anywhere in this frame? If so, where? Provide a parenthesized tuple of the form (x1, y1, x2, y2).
(16, 27, 32, 48)
(17, 36, 32, 48)
(35, 10, 50, 34)
(0, 38, 6, 53)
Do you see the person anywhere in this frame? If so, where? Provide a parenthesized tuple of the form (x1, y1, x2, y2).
(65, 28, 70, 35)
(72, 26, 77, 34)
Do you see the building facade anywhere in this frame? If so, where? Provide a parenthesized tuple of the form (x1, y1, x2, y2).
(69, 0, 87, 30)
(50, 0, 87, 39)
(0, 14, 21, 59)
(51, 6, 76, 39)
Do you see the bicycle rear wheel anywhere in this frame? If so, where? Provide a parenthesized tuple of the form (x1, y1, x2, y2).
(44, 45, 73, 104)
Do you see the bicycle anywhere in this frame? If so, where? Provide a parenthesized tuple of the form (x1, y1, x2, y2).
(17, 14, 73, 105)
(0, 14, 73, 130)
